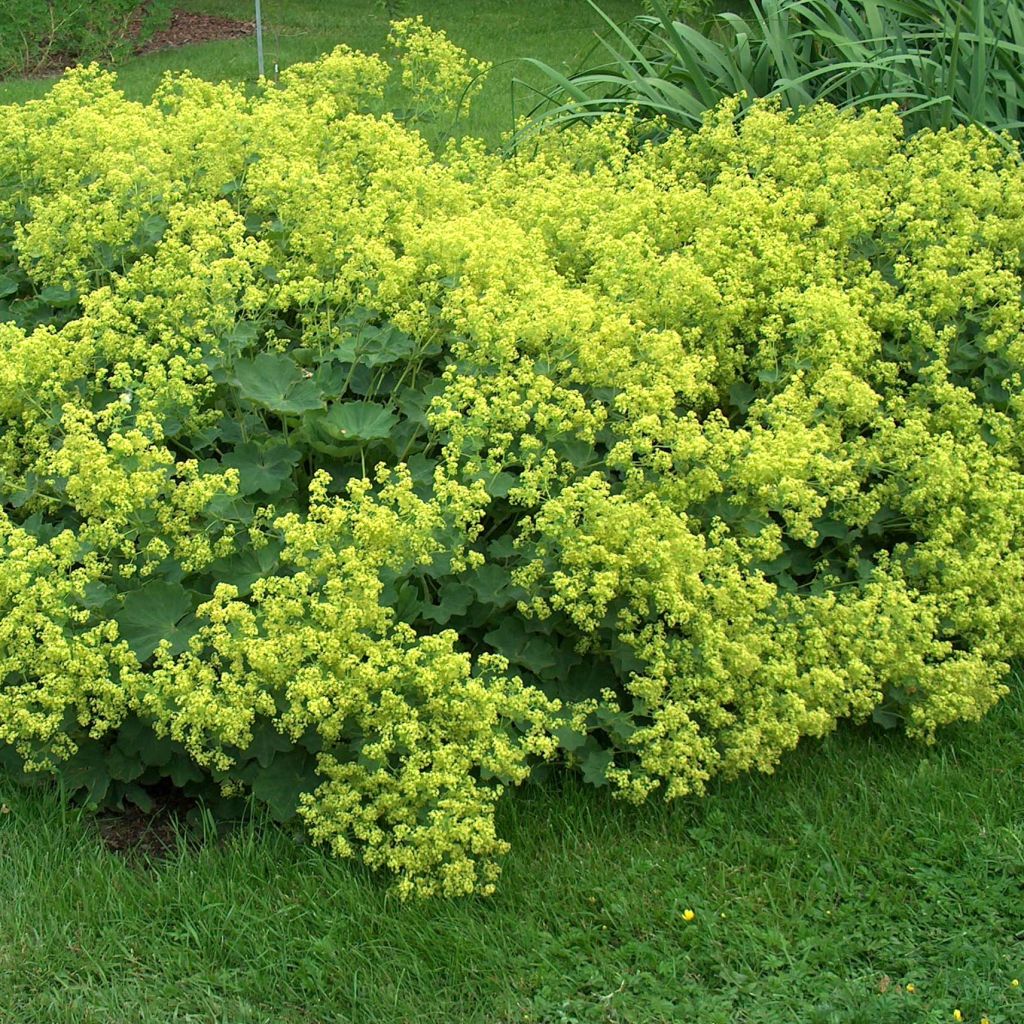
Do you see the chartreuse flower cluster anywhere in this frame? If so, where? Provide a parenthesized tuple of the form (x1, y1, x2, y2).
(387, 16, 490, 125)
(0, 26, 1022, 896)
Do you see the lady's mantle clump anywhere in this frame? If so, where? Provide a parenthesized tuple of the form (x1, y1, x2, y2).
(1, 31, 1023, 895)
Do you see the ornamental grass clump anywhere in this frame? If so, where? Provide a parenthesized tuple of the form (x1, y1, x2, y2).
(1, 25, 1023, 896)
(525, 0, 1024, 145)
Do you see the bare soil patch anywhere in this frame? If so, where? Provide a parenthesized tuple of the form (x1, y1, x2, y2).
(96, 790, 196, 862)
(136, 9, 255, 54)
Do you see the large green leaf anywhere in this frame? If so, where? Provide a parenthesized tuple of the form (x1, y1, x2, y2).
(79, 581, 117, 614)
(232, 353, 325, 414)
(466, 563, 517, 607)
(484, 618, 560, 678)
(553, 723, 587, 753)
(244, 720, 296, 770)
(61, 743, 113, 808)
(38, 284, 77, 307)
(244, 749, 321, 822)
(104, 745, 145, 783)
(115, 581, 197, 661)
(221, 442, 301, 496)
(207, 541, 283, 597)
(418, 582, 475, 625)
(580, 742, 615, 788)
(115, 715, 176, 768)
(166, 752, 206, 788)
(220, 320, 261, 358)
(546, 662, 610, 706)
(320, 401, 399, 442)
(333, 324, 416, 368)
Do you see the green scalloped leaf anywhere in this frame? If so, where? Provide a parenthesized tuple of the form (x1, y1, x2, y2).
(320, 401, 398, 442)
(115, 581, 196, 661)
(418, 582, 474, 625)
(221, 442, 301, 496)
(333, 324, 416, 367)
(232, 353, 325, 414)
(580, 746, 615, 788)
(245, 749, 321, 822)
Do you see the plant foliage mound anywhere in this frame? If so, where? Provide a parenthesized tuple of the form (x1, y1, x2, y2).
(0, 0, 171, 79)
(1, 27, 1024, 895)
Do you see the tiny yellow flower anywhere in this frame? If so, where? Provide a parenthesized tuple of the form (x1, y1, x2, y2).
(953, 1010, 962, 1022)
(906, 984, 915, 993)
(682, 908, 696, 922)
(1013, 979, 1020, 988)
(981, 1016, 991, 1024)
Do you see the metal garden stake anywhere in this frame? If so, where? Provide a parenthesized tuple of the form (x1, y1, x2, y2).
(255, 0, 265, 78)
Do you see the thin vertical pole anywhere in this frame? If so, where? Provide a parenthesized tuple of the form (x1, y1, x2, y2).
(255, 0, 265, 79)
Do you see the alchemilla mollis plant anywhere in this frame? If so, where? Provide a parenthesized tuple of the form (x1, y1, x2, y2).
(1, 21, 1023, 897)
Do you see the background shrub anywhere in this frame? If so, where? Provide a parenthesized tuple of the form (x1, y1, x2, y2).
(1, 25, 1023, 895)
(640, 0, 710, 19)
(525, 0, 1024, 144)
(0, 0, 171, 78)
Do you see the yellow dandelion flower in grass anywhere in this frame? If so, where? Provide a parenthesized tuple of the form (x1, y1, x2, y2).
(953, 1010, 962, 1022)
(906, 984, 916, 994)
(682, 909, 696, 922)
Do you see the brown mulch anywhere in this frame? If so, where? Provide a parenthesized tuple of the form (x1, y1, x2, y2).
(96, 790, 197, 862)
(135, 9, 255, 55)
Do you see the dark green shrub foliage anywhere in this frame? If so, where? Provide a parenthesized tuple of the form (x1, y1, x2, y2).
(1, 28, 1023, 895)
(0, 0, 171, 77)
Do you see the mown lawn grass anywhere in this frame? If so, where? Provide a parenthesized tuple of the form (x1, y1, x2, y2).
(0, 0, 643, 145)
(2, 674, 1023, 1024)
